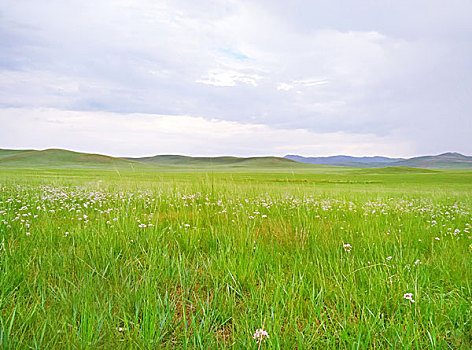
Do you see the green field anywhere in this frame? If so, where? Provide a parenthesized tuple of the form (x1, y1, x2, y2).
(1, 167, 471, 348)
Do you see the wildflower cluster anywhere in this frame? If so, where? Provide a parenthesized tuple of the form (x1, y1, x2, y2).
(253, 328, 269, 344)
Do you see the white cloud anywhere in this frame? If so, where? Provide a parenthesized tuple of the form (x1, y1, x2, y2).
(292, 79, 329, 87)
(277, 79, 328, 92)
(0, 0, 471, 155)
(277, 83, 293, 91)
(196, 69, 262, 87)
(0, 108, 412, 157)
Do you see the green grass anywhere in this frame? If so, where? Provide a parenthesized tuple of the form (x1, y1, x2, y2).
(0, 167, 471, 348)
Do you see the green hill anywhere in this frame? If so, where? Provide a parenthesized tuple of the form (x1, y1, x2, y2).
(358, 167, 439, 174)
(2, 148, 470, 170)
(0, 149, 32, 160)
(126, 155, 307, 168)
(0, 149, 143, 169)
(0, 149, 313, 170)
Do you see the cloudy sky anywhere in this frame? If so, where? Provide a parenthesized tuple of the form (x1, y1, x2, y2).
(1, 0, 471, 157)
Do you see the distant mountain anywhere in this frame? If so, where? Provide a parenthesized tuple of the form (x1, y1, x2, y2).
(285, 152, 472, 168)
(284, 155, 404, 167)
(390, 152, 472, 168)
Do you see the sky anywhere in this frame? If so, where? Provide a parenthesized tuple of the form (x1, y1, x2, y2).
(1, 0, 471, 157)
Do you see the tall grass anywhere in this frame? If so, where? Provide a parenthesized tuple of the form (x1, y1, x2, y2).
(0, 168, 471, 348)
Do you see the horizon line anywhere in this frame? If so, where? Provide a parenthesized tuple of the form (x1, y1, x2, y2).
(0, 147, 468, 160)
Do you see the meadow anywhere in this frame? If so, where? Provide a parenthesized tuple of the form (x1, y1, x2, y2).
(0, 167, 471, 348)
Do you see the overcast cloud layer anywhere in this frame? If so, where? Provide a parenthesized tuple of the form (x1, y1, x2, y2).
(1, 0, 471, 157)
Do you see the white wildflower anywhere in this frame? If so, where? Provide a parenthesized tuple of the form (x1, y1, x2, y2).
(253, 328, 269, 344)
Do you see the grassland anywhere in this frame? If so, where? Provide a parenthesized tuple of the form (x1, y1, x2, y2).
(0, 166, 471, 348)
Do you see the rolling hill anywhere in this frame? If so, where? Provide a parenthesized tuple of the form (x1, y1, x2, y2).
(0, 149, 34, 160)
(1, 148, 471, 169)
(0, 149, 143, 169)
(284, 155, 404, 167)
(126, 155, 305, 168)
(0, 149, 309, 169)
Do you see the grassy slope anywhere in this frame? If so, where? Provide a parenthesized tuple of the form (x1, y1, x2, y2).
(0, 149, 314, 170)
(0, 149, 146, 169)
(127, 154, 309, 168)
(358, 166, 439, 174)
(0, 149, 31, 159)
(127, 155, 244, 165)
